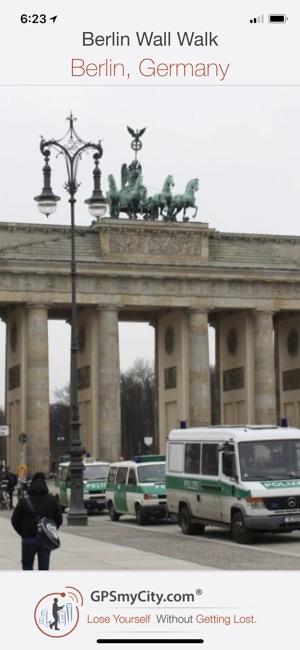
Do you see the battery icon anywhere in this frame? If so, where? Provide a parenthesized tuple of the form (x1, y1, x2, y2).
(268, 14, 287, 22)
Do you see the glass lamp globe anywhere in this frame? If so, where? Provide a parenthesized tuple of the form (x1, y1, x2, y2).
(85, 195, 108, 219)
(37, 199, 58, 217)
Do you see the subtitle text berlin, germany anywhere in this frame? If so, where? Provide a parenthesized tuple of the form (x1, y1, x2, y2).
(71, 58, 230, 81)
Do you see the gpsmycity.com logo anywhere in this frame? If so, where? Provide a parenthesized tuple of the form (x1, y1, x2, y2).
(34, 586, 83, 638)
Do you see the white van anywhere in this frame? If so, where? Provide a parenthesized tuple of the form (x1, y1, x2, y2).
(166, 425, 300, 543)
(54, 457, 110, 513)
(105, 455, 167, 525)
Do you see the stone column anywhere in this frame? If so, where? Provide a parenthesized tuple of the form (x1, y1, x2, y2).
(209, 314, 221, 425)
(189, 310, 211, 427)
(150, 318, 159, 453)
(254, 310, 276, 424)
(273, 316, 280, 422)
(26, 305, 49, 474)
(98, 307, 121, 462)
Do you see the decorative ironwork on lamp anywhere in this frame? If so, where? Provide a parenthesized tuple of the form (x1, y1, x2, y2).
(34, 113, 107, 525)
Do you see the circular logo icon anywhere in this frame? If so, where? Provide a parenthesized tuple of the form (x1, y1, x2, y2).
(287, 496, 296, 509)
(34, 586, 83, 638)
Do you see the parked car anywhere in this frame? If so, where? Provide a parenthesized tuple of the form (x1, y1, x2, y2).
(105, 455, 167, 525)
(54, 457, 110, 513)
(166, 425, 300, 543)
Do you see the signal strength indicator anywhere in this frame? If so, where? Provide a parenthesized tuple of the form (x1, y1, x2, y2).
(250, 14, 264, 23)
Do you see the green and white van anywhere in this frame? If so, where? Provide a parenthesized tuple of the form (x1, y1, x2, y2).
(166, 425, 300, 543)
(54, 457, 110, 513)
(105, 455, 167, 525)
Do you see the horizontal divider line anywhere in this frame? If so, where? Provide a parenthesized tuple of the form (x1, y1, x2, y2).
(96, 640, 204, 644)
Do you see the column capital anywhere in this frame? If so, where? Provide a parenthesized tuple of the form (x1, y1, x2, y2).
(188, 307, 210, 315)
(96, 305, 119, 313)
(253, 309, 275, 317)
(26, 303, 51, 311)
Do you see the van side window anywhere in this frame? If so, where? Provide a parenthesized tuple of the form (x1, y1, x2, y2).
(185, 443, 201, 474)
(107, 466, 118, 483)
(222, 444, 235, 476)
(116, 467, 128, 484)
(202, 444, 218, 476)
(168, 443, 184, 472)
(127, 469, 137, 485)
(61, 467, 68, 481)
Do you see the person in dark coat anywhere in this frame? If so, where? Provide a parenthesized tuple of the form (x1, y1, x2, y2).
(2, 466, 17, 508)
(11, 472, 63, 570)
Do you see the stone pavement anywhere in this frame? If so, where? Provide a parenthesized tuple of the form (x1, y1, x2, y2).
(0, 511, 212, 571)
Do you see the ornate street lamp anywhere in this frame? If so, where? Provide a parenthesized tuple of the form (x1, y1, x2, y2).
(34, 113, 107, 525)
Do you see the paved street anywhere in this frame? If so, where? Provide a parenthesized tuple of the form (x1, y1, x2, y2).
(3, 500, 300, 570)
(0, 506, 210, 571)
(62, 513, 300, 570)
(3, 479, 300, 571)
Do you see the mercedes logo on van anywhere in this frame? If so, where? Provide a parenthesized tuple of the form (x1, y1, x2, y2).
(287, 496, 296, 508)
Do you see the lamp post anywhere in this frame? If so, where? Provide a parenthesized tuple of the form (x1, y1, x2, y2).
(34, 113, 107, 525)
(57, 423, 65, 463)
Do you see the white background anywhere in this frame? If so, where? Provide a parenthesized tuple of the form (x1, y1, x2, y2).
(1, 569, 298, 648)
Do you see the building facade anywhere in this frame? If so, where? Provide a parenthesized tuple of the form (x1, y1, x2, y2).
(1, 218, 300, 473)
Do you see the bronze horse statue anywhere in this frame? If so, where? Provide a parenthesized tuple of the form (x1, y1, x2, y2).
(106, 174, 120, 218)
(106, 167, 199, 222)
(166, 178, 199, 221)
(143, 175, 175, 221)
(107, 172, 148, 219)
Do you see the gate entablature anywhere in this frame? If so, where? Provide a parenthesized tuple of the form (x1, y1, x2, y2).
(1, 220, 300, 314)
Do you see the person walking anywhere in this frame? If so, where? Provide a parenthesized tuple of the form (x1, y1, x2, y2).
(49, 597, 64, 630)
(2, 466, 17, 509)
(11, 472, 63, 570)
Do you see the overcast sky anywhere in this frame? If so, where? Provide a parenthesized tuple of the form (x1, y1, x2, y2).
(0, 84, 299, 406)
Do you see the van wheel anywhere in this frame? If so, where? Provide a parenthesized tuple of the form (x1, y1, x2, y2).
(109, 502, 120, 522)
(196, 524, 206, 535)
(231, 512, 253, 544)
(136, 505, 147, 526)
(179, 506, 197, 535)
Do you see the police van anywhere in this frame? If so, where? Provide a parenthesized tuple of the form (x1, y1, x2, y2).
(54, 457, 110, 513)
(166, 425, 300, 543)
(105, 455, 167, 525)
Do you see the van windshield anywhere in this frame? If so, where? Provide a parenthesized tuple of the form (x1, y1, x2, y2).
(137, 463, 166, 484)
(238, 439, 300, 481)
(83, 465, 109, 481)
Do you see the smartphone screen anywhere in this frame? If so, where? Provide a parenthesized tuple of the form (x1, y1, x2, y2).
(0, 2, 299, 648)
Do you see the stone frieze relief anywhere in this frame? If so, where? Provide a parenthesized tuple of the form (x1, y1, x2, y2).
(108, 233, 204, 256)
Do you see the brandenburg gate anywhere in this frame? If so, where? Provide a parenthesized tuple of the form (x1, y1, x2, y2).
(2, 217, 300, 474)
(2, 124, 300, 474)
